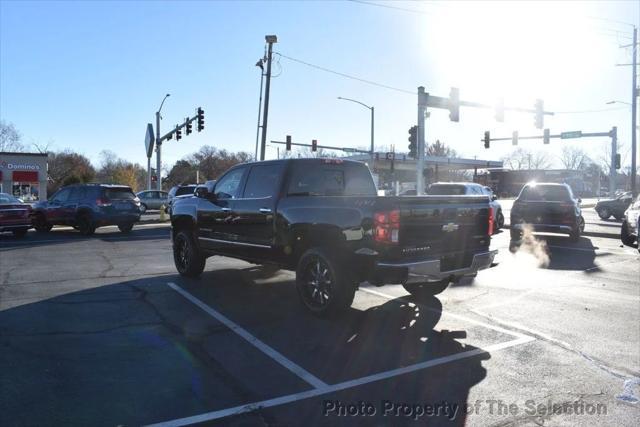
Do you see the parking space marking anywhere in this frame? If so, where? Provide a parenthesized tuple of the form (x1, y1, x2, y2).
(167, 282, 328, 389)
(146, 336, 532, 427)
(149, 283, 535, 427)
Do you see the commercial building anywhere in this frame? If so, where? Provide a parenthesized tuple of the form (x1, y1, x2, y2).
(0, 152, 49, 201)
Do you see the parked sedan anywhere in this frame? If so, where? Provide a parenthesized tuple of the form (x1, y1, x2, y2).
(620, 194, 639, 247)
(595, 192, 632, 220)
(0, 192, 32, 237)
(135, 190, 169, 213)
(167, 184, 197, 215)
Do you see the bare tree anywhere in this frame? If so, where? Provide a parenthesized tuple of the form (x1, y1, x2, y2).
(559, 146, 589, 170)
(427, 139, 458, 157)
(502, 148, 552, 170)
(0, 120, 24, 152)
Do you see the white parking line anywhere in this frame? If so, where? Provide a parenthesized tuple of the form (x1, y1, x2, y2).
(167, 282, 328, 389)
(149, 282, 535, 427)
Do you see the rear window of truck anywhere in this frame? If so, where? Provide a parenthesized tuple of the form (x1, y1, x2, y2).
(427, 184, 467, 195)
(287, 161, 376, 197)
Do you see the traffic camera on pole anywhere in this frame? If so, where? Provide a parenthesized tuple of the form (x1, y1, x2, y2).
(286, 135, 292, 151)
(448, 87, 459, 122)
(196, 107, 205, 132)
(484, 131, 490, 149)
(312, 139, 317, 152)
(534, 99, 544, 129)
(408, 125, 417, 158)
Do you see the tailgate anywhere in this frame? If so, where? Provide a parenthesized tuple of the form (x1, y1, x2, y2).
(379, 196, 491, 262)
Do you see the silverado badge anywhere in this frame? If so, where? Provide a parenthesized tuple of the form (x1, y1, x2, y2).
(442, 222, 459, 232)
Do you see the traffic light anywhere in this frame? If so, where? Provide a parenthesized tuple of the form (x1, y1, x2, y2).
(495, 98, 504, 122)
(543, 128, 550, 144)
(449, 87, 459, 122)
(311, 139, 317, 152)
(186, 120, 192, 135)
(175, 126, 182, 141)
(196, 107, 205, 132)
(512, 131, 518, 146)
(534, 99, 544, 129)
(407, 125, 417, 158)
(615, 153, 621, 169)
(484, 131, 490, 149)
(286, 135, 292, 151)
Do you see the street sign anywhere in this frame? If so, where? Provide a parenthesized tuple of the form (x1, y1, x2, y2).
(342, 148, 357, 153)
(560, 131, 582, 139)
(145, 123, 155, 158)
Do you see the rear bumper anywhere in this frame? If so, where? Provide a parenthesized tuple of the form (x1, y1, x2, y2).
(94, 212, 141, 226)
(0, 223, 31, 232)
(374, 250, 497, 284)
(511, 223, 574, 234)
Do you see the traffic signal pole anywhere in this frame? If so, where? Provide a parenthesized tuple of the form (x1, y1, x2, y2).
(155, 111, 161, 191)
(416, 87, 427, 195)
(631, 26, 637, 197)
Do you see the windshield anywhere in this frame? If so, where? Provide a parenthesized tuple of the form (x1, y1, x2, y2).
(176, 186, 197, 196)
(0, 193, 22, 204)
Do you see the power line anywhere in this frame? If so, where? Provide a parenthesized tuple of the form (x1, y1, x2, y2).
(348, 0, 435, 15)
(554, 106, 628, 114)
(275, 52, 414, 95)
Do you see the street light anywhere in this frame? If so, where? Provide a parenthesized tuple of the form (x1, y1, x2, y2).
(337, 96, 375, 159)
(606, 100, 632, 106)
(155, 93, 170, 191)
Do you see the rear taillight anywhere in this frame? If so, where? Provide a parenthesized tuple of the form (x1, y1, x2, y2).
(374, 209, 400, 244)
(488, 207, 494, 236)
(96, 198, 112, 207)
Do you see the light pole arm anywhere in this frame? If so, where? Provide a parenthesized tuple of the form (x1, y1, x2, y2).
(337, 96, 372, 111)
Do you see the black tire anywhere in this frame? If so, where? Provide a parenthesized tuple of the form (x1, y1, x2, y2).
(12, 227, 28, 238)
(597, 208, 610, 220)
(569, 227, 580, 242)
(621, 221, 635, 246)
(510, 228, 522, 241)
(140, 203, 147, 214)
(403, 280, 450, 297)
(295, 248, 356, 317)
(33, 213, 52, 232)
(496, 210, 505, 229)
(173, 230, 206, 277)
(613, 214, 624, 221)
(118, 223, 134, 233)
(76, 214, 96, 236)
(578, 215, 585, 233)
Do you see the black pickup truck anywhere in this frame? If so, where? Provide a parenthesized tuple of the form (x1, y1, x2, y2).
(171, 158, 496, 316)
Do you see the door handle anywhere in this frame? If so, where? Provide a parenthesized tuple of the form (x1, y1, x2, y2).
(259, 208, 272, 214)
(221, 207, 232, 212)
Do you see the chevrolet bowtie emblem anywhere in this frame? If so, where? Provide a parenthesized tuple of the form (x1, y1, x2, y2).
(442, 222, 459, 232)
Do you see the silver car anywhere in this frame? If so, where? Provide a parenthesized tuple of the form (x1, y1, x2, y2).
(136, 190, 169, 213)
(621, 194, 639, 250)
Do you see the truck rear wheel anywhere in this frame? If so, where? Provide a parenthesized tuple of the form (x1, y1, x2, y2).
(296, 248, 356, 317)
(173, 230, 206, 277)
(621, 221, 635, 246)
(403, 280, 450, 298)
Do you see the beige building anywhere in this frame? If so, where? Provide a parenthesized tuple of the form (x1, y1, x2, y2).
(0, 152, 49, 201)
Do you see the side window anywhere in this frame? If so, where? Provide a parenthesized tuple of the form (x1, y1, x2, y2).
(52, 188, 71, 203)
(68, 187, 86, 201)
(243, 164, 282, 198)
(214, 168, 246, 199)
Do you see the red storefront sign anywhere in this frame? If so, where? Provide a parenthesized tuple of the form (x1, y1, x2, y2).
(12, 171, 38, 182)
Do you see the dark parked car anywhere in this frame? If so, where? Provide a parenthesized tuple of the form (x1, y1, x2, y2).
(136, 190, 169, 212)
(620, 194, 639, 247)
(595, 192, 633, 220)
(171, 158, 496, 316)
(510, 183, 584, 242)
(167, 184, 198, 214)
(426, 182, 504, 230)
(31, 184, 141, 235)
(0, 192, 32, 237)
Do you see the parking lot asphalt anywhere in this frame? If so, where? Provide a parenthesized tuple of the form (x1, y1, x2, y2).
(0, 210, 638, 426)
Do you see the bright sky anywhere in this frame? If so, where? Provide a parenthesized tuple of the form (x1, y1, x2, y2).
(1, 0, 638, 172)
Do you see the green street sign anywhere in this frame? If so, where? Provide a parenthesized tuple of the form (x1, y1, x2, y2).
(561, 131, 582, 139)
(342, 148, 357, 153)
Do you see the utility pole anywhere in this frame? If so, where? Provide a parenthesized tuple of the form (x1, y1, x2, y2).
(255, 57, 265, 161)
(631, 26, 637, 197)
(416, 87, 427, 195)
(259, 35, 277, 161)
(155, 93, 170, 192)
(370, 106, 375, 160)
(610, 126, 618, 195)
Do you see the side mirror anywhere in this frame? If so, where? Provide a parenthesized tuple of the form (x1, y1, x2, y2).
(195, 187, 209, 199)
(578, 198, 582, 204)
(491, 194, 497, 201)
